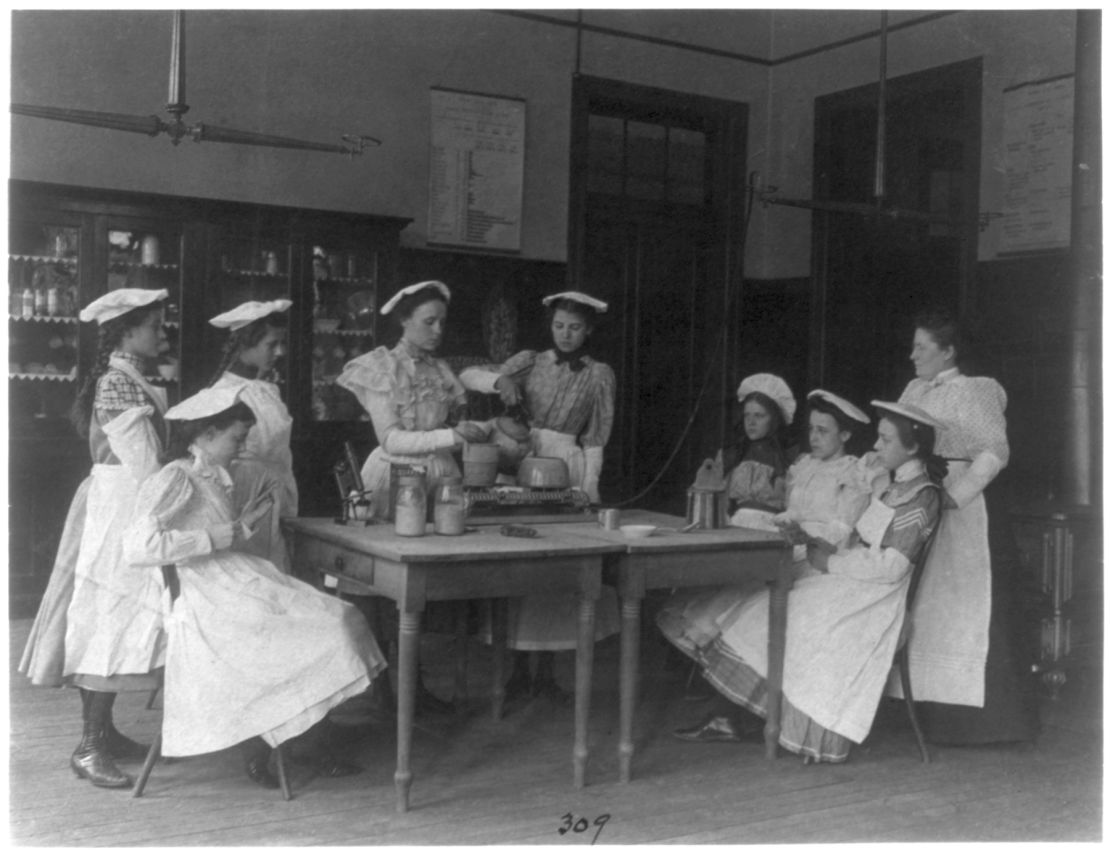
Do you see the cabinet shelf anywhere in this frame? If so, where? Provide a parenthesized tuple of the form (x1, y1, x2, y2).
(9, 314, 79, 324)
(9, 370, 77, 382)
(9, 254, 78, 265)
(221, 268, 288, 280)
(108, 261, 180, 272)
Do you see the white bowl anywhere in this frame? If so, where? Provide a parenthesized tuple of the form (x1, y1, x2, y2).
(620, 524, 657, 539)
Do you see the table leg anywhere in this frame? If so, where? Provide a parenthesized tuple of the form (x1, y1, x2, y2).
(490, 599, 507, 721)
(395, 609, 421, 813)
(618, 595, 641, 783)
(573, 594, 596, 789)
(763, 555, 791, 760)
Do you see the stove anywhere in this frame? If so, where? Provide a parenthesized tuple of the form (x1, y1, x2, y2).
(464, 485, 593, 525)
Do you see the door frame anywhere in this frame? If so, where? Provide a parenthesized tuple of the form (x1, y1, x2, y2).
(566, 74, 750, 457)
(808, 57, 983, 388)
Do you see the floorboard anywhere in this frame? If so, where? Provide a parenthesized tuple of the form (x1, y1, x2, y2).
(8, 617, 1102, 845)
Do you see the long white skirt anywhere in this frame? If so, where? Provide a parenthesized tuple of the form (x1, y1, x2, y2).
(162, 550, 386, 756)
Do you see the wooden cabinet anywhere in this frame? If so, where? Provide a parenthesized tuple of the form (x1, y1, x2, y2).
(7, 180, 409, 615)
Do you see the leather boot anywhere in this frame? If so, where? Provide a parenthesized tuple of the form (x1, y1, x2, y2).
(99, 691, 150, 761)
(240, 737, 280, 789)
(71, 691, 133, 789)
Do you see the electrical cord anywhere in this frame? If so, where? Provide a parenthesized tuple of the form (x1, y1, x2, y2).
(609, 172, 760, 508)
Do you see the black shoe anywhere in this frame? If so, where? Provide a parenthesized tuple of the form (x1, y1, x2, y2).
(244, 756, 281, 789)
(672, 715, 758, 744)
(104, 724, 151, 762)
(531, 676, 571, 706)
(71, 727, 134, 789)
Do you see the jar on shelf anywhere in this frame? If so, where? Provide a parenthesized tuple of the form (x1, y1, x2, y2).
(394, 473, 427, 537)
(433, 475, 466, 536)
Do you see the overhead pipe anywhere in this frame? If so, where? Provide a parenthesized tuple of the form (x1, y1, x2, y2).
(1061, 10, 1101, 506)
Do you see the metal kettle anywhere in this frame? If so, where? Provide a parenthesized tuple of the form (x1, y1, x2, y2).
(686, 486, 728, 529)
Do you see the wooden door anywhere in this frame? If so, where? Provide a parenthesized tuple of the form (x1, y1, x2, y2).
(811, 58, 982, 406)
(569, 76, 747, 511)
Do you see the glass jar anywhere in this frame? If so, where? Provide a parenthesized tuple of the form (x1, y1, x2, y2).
(394, 474, 427, 537)
(434, 475, 466, 536)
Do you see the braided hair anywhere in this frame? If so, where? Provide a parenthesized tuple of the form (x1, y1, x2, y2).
(207, 314, 287, 386)
(70, 303, 163, 437)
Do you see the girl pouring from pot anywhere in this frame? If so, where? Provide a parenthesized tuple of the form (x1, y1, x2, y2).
(460, 291, 620, 705)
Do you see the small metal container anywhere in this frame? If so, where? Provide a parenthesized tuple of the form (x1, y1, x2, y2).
(686, 486, 728, 529)
(598, 508, 621, 530)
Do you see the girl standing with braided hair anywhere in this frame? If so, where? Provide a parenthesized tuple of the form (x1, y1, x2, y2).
(206, 300, 296, 571)
(20, 288, 170, 791)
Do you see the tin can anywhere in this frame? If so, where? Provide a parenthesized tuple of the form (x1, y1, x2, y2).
(598, 508, 621, 530)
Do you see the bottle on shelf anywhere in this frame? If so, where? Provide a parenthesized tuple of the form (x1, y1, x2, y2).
(21, 285, 34, 318)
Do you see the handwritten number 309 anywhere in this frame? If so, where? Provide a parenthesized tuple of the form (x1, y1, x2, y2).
(558, 813, 610, 845)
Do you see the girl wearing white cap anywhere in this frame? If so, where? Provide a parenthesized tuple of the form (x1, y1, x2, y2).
(336, 281, 482, 519)
(662, 389, 872, 693)
(667, 401, 944, 764)
(207, 300, 296, 572)
(20, 288, 170, 790)
(336, 281, 483, 712)
(123, 386, 385, 786)
(725, 373, 797, 513)
(460, 291, 619, 704)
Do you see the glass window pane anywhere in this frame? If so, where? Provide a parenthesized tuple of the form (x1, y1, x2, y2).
(626, 120, 666, 200)
(669, 127, 706, 206)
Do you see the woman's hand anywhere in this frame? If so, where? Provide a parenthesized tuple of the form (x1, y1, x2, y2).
(494, 375, 522, 407)
(454, 421, 490, 445)
(806, 544, 830, 573)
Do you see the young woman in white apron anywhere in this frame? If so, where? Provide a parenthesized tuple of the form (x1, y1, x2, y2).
(207, 299, 297, 572)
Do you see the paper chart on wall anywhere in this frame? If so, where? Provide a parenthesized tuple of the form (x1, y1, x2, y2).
(428, 88, 525, 253)
(1000, 75, 1074, 254)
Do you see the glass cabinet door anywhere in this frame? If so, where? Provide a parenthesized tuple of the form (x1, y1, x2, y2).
(8, 214, 83, 429)
(104, 221, 185, 401)
(308, 243, 379, 421)
(209, 227, 292, 388)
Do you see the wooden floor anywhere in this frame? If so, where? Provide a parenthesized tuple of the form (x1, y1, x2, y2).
(9, 615, 1103, 846)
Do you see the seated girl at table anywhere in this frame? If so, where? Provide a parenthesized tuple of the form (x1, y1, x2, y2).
(659, 389, 872, 686)
(123, 385, 387, 787)
(665, 401, 944, 763)
(723, 373, 797, 517)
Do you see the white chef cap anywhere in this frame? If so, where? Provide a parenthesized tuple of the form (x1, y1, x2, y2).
(807, 389, 870, 425)
(736, 373, 796, 426)
(78, 288, 168, 325)
(209, 299, 292, 331)
(380, 281, 451, 315)
(541, 291, 608, 313)
(165, 384, 246, 422)
(871, 400, 945, 432)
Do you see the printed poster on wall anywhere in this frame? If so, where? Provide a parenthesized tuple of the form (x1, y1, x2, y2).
(428, 88, 525, 252)
(1000, 75, 1074, 253)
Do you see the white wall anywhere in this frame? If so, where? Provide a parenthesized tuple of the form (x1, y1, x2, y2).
(10, 9, 768, 262)
(755, 9, 1077, 279)
(10, 10, 1078, 274)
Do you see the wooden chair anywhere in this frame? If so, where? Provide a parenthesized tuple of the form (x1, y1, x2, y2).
(133, 565, 293, 800)
(890, 508, 943, 764)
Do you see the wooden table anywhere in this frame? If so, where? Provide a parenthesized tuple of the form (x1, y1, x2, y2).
(282, 517, 623, 813)
(555, 510, 791, 782)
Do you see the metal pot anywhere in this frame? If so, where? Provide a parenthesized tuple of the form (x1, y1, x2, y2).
(686, 486, 728, 529)
(517, 456, 570, 489)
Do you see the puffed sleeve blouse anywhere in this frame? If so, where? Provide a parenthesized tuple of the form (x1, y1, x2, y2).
(336, 342, 468, 455)
(462, 349, 616, 449)
(899, 369, 1009, 508)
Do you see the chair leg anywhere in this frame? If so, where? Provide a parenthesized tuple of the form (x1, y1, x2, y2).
(132, 730, 163, 798)
(145, 687, 160, 710)
(273, 744, 293, 801)
(898, 652, 930, 763)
